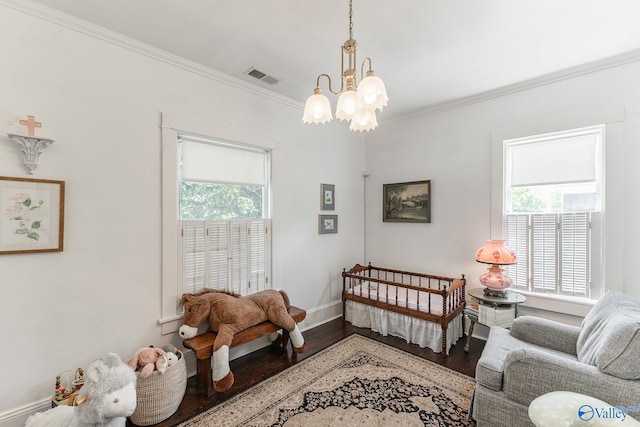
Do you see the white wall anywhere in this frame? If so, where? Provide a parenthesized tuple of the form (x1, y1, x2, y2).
(5, 3, 640, 424)
(0, 6, 365, 423)
(365, 59, 640, 326)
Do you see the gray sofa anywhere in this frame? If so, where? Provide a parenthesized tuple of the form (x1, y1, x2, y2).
(472, 291, 640, 426)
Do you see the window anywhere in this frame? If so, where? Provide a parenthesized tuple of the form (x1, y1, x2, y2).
(178, 135, 271, 296)
(502, 125, 603, 299)
(160, 113, 277, 334)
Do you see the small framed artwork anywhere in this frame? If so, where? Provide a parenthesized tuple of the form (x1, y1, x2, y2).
(383, 180, 431, 223)
(318, 214, 338, 234)
(321, 183, 335, 210)
(0, 176, 65, 254)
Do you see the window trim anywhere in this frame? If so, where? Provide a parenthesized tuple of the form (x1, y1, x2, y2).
(159, 113, 278, 334)
(490, 108, 625, 312)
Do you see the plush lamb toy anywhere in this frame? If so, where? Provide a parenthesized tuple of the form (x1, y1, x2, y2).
(124, 346, 168, 379)
(161, 344, 179, 367)
(25, 353, 137, 427)
(179, 288, 306, 392)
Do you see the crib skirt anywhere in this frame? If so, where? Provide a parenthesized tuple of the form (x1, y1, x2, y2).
(345, 299, 463, 354)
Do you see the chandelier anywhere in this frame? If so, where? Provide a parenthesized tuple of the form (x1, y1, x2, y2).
(301, 0, 388, 132)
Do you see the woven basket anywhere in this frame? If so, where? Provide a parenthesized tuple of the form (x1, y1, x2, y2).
(129, 350, 187, 426)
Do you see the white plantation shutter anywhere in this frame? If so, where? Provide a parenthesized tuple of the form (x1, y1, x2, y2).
(249, 220, 267, 291)
(181, 221, 206, 294)
(230, 221, 249, 294)
(505, 212, 591, 297)
(560, 213, 590, 297)
(208, 221, 229, 290)
(505, 215, 528, 290)
(532, 214, 557, 293)
(180, 219, 270, 296)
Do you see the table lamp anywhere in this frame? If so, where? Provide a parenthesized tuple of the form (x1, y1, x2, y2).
(475, 239, 517, 297)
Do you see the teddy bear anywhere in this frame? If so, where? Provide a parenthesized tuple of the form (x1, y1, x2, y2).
(125, 346, 168, 379)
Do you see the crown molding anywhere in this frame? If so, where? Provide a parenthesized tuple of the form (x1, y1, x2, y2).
(1, 0, 303, 111)
(4, 0, 640, 126)
(386, 48, 640, 126)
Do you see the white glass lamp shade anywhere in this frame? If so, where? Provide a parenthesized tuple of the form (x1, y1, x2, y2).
(356, 71, 388, 111)
(336, 90, 358, 121)
(349, 107, 378, 132)
(302, 90, 333, 124)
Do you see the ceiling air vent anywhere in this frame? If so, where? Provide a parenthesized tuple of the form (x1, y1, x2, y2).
(246, 67, 279, 85)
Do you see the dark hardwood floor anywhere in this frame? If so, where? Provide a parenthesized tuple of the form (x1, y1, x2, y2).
(133, 318, 485, 427)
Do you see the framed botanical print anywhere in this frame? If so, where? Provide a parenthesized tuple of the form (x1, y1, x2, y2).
(318, 214, 338, 234)
(0, 176, 65, 254)
(321, 183, 335, 210)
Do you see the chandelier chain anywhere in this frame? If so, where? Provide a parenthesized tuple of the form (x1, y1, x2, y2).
(348, 0, 353, 40)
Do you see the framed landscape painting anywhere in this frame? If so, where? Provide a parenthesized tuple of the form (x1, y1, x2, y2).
(383, 180, 431, 223)
(0, 176, 65, 254)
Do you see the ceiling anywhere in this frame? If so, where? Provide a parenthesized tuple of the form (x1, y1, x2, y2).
(25, 0, 640, 121)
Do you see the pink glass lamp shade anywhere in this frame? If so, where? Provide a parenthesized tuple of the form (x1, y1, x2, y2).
(475, 240, 517, 291)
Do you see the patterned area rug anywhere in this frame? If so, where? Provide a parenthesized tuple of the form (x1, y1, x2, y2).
(179, 334, 476, 426)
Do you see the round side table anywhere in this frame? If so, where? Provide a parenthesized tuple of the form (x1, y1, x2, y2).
(464, 287, 526, 352)
(529, 391, 640, 426)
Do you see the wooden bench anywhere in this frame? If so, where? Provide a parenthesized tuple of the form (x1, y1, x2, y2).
(183, 306, 307, 397)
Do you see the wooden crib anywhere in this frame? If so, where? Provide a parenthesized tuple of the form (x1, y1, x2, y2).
(342, 263, 466, 354)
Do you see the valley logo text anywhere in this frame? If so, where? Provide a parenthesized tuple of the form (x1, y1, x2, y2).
(578, 404, 640, 422)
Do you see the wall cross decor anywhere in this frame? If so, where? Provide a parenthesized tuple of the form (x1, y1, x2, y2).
(6, 114, 54, 174)
(19, 115, 42, 136)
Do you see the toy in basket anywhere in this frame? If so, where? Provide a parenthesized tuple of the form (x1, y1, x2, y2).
(50, 368, 85, 407)
(128, 344, 187, 426)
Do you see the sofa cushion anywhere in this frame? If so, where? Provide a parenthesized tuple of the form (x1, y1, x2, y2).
(576, 291, 640, 379)
(510, 316, 580, 355)
(476, 325, 579, 392)
(475, 327, 542, 391)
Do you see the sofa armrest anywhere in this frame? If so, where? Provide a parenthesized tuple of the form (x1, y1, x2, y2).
(502, 347, 640, 408)
(510, 315, 580, 355)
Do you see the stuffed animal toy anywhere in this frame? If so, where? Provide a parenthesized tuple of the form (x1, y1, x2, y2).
(25, 353, 136, 427)
(124, 346, 168, 379)
(162, 344, 179, 367)
(179, 288, 306, 392)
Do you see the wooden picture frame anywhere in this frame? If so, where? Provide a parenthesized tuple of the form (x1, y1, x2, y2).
(0, 176, 65, 254)
(321, 183, 335, 210)
(318, 214, 338, 234)
(383, 180, 431, 223)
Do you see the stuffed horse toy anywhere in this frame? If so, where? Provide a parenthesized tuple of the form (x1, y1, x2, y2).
(179, 288, 306, 392)
(25, 353, 137, 427)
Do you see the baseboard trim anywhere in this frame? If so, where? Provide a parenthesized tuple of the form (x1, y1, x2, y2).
(0, 398, 50, 426)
